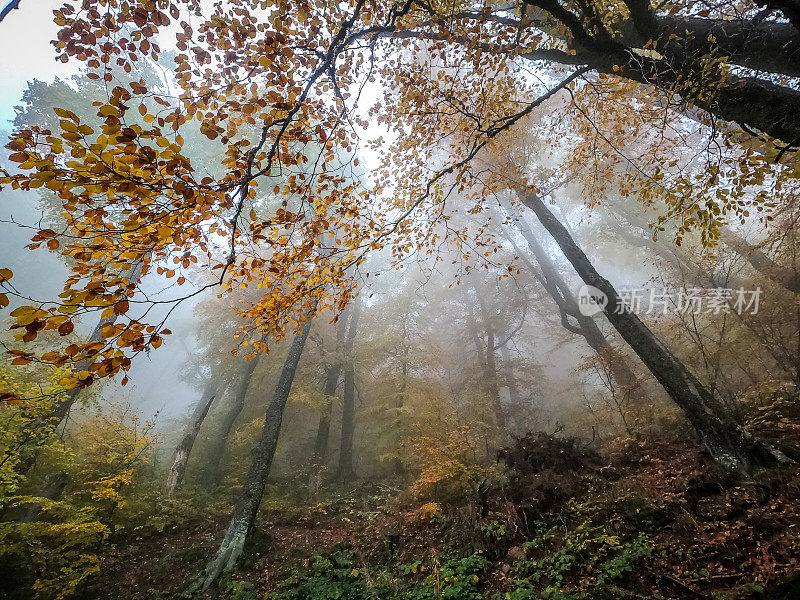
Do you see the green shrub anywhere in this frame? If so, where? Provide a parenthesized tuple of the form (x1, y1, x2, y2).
(267, 549, 375, 600)
(407, 554, 489, 600)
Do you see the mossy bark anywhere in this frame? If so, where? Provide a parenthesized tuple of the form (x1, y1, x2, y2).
(201, 315, 314, 589)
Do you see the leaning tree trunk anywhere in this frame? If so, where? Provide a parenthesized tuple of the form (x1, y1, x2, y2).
(204, 353, 262, 486)
(200, 313, 315, 589)
(164, 384, 217, 497)
(719, 226, 800, 294)
(515, 185, 791, 474)
(336, 297, 362, 482)
(504, 204, 643, 400)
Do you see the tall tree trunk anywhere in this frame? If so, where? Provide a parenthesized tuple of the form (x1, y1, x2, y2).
(392, 319, 410, 477)
(504, 204, 643, 400)
(498, 342, 523, 410)
(308, 314, 348, 497)
(515, 186, 791, 474)
(475, 295, 505, 430)
(164, 384, 217, 497)
(336, 297, 362, 482)
(200, 313, 314, 589)
(312, 309, 349, 467)
(203, 354, 262, 486)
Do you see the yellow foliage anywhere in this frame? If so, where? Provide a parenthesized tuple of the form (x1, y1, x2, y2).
(411, 424, 497, 499)
(409, 501, 442, 523)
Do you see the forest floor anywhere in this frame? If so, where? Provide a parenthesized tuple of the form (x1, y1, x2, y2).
(87, 436, 800, 600)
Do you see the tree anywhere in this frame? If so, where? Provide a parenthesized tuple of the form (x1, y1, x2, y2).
(311, 307, 348, 472)
(164, 384, 215, 496)
(471, 288, 506, 431)
(200, 308, 315, 589)
(500, 200, 644, 406)
(336, 296, 362, 482)
(511, 180, 790, 473)
(6, 256, 148, 480)
(203, 353, 263, 487)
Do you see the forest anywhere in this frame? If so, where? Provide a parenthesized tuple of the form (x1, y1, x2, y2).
(1, 0, 800, 598)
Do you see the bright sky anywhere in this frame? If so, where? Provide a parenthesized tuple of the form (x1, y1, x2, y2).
(0, 0, 79, 126)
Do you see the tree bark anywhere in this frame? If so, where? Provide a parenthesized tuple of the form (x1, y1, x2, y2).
(515, 185, 791, 474)
(522, 46, 800, 145)
(200, 313, 314, 589)
(475, 294, 506, 429)
(311, 309, 349, 467)
(389, 9, 800, 143)
(504, 201, 643, 400)
(164, 384, 216, 497)
(203, 354, 262, 486)
(648, 15, 800, 78)
(336, 297, 362, 482)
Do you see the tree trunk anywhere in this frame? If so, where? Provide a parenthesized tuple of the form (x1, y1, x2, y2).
(392, 319, 410, 477)
(388, 12, 800, 143)
(312, 309, 349, 467)
(475, 295, 505, 429)
(649, 15, 800, 78)
(499, 343, 522, 408)
(504, 202, 643, 400)
(515, 185, 791, 474)
(164, 384, 216, 497)
(336, 297, 362, 482)
(203, 354, 262, 486)
(719, 226, 800, 294)
(200, 313, 314, 589)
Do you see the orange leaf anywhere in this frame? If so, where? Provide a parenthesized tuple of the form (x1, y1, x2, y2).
(114, 300, 130, 315)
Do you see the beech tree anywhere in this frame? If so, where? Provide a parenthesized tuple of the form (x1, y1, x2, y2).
(335, 296, 362, 481)
(499, 199, 644, 404)
(510, 179, 790, 472)
(310, 306, 348, 474)
(199, 310, 314, 588)
(203, 354, 263, 486)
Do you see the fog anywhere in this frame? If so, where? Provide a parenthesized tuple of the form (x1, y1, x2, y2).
(2, 3, 799, 598)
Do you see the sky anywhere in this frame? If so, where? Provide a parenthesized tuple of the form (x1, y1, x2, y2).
(0, 1, 79, 126)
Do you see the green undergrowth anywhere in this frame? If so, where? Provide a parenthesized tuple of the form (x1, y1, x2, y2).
(262, 548, 490, 600)
(216, 488, 790, 600)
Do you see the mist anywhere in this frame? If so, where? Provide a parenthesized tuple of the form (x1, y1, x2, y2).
(2, 2, 800, 600)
